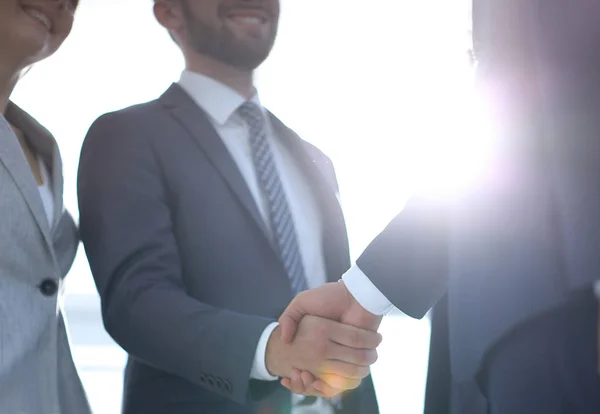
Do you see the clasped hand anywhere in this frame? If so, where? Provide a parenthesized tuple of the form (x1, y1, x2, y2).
(274, 282, 383, 398)
(265, 314, 381, 395)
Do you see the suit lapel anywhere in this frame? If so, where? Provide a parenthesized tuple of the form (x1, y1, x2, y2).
(13, 105, 65, 230)
(0, 106, 53, 247)
(268, 113, 341, 207)
(269, 114, 351, 282)
(160, 84, 273, 245)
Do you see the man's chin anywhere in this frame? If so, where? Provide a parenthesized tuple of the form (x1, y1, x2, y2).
(192, 33, 275, 72)
(224, 47, 272, 71)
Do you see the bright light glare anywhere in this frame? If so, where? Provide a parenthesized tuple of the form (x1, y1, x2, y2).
(407, 86, 501, 201)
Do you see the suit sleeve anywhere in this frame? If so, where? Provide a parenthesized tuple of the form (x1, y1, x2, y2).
(77, 112, 277, 404)
(354, 196, 450, 319)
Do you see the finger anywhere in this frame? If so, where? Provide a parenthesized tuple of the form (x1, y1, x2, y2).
(329, 322, 383, 349)
(296, 370, 344, 398)
(318, 373, 361, 391)
(290, 369, 306, 394)
(280, 373, 306, 395)
(300, 370, 316, 388)
(319, 360, 371, 380)
(300, 371, 328, 398)
(281, 377, 292, 391)
(279, 304, 304, 344)
(283, 370, 327, 397)
(326, 342, 379, 366)
(313, 379, 347, 398)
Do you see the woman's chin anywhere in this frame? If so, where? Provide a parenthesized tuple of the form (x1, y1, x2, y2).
(16, 30, 57, 65)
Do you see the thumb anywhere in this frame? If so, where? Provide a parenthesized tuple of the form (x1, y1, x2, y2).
(278, 297, 306, 343)
(279, 283, 351, 343)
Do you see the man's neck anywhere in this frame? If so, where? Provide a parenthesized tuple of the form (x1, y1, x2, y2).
(185, 54, 255, 99)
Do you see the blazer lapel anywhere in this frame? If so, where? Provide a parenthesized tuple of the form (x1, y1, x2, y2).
(159, 84, 272, 245)
(0, 105, 52, 247)
(11, 103, 65, 230)
(269, 114, 351, 282)
(269, 113, 344, 215)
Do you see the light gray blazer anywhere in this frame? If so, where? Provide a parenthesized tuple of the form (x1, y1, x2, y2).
(0, 103, 90, 414)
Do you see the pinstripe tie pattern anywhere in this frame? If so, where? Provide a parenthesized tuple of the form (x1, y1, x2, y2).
(238, 102, 309, 295)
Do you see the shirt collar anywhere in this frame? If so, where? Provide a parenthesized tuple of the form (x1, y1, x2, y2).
(178, 70, 262, 126)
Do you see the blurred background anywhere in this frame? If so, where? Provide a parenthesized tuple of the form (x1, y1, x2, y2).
(12, 0, 474, 412)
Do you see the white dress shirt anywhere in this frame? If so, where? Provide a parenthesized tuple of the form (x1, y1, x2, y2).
(178, 71, 328, 385)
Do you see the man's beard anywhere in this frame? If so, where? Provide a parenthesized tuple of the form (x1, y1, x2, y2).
(182, 1, 277, 71)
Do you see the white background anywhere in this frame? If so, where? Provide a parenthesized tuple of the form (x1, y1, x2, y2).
(12, 1, 473, 412)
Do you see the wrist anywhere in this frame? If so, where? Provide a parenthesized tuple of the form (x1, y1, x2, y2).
(339, 280, 383, 331)
(342, 265, 394, 316)
(250, 322, 279, 380)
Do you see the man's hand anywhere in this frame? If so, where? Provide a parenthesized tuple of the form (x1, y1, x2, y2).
(278, 281, 382, 343)
(265, 315, 381, 391)
(277, 282, 383, 397)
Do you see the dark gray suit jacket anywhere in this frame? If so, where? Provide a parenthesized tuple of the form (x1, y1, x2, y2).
(78, 84, 378, 414)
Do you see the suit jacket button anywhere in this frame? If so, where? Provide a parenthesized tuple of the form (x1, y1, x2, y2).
(224, 381, 232, 392)
(39, 279, 58, 296)
(207, 377, 216, 388)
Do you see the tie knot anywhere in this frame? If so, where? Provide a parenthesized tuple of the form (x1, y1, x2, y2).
(237, 101, 264, 128)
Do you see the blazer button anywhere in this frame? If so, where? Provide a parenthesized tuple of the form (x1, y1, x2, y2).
(223, 381, 232, 393)
(39, 279, 58, 296)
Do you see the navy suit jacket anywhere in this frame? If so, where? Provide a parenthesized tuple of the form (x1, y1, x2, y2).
(78, 84, 379, 414)
(355, 71, 600, 383)
(418, 1, 600, 411)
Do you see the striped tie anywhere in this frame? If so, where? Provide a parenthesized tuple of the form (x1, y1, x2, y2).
(238, 102, 309, 295)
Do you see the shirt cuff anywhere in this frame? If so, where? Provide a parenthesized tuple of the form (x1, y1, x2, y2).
(250, 322, 279, 381)
(342, 264, 395, 316)
(594, 280, 600, 299)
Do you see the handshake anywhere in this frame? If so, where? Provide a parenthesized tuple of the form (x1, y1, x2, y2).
(266, 281, 383, 398)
